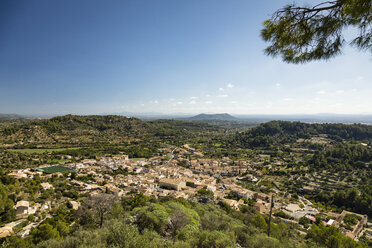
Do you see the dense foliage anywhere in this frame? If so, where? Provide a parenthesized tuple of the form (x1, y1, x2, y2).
(0, 116, 371, 247)
(0, 194, 364, 248)
(262, 0, 372, 63)
(0, 115, 224, 147)
(233, 121, 372, 149)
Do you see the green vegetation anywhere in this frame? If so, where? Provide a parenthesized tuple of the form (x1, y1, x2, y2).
(274, 210, 294, 220)
(307, 223, 363, 248)
(229, 121, 372, 218)
(262, 0, 372, 63)
(232, 121, 372, 149)
(36, 166, 74, 174)
(8, 147, 82, 154)
(0, 115, 224, 147)
(0, 182, 16, 224)
(343, 214, 361, 227)
(0, 116, 371, 247)
(0, 115, 227, 161)
(1, 194, 364, 248)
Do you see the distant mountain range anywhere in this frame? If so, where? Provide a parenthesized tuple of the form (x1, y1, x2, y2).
(0, 113, 23, 119)
(187, 113, 238, 121)
(234, 114, 372, 124)
(120, 112, 372, 124)
(2, 112, 372, 124)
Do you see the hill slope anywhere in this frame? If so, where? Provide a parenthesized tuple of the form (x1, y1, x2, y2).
(0, 115, 222, 146)
(232, 120, 372, 148)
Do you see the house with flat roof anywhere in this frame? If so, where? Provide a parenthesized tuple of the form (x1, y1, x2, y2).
(159, 178, 186, 191)
(15, 201, 29, 215)
(40, 182, 53, 190)
(231, 188, 254, 199)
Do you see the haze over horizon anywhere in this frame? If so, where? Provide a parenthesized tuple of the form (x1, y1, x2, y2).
(1, 0, 371, 116)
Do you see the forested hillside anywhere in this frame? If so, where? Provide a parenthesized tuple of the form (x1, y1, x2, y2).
(1, 193, 364, 248)
(0, 117, 371, 247)
(232, 121, 372, 149)
(0, 115, 223, 146)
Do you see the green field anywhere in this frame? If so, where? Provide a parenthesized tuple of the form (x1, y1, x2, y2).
(131, 158, 145, 161)
(36, 165, 74, 174)
(7, 147, 82, 154)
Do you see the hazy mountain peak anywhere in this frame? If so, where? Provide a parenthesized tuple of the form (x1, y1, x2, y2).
(188, 113, 238, 121)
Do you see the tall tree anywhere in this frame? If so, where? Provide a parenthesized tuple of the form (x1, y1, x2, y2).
(77, 193, 118, 228)
(261, 0, 372, 63)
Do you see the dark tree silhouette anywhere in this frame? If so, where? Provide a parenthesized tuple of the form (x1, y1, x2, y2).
(262, 0, 372, 63)
(78, 193, 117, 228)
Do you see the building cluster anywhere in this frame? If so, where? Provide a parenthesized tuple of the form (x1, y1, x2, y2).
(4, 145, 370, 242)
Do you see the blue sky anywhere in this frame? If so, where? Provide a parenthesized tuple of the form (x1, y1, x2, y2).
(0, 0, 371, 115)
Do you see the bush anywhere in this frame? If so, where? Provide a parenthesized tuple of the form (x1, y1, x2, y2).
(273, 210, 294, 220)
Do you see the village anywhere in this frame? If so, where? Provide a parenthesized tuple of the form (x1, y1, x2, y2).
(1, 144, 370, 242)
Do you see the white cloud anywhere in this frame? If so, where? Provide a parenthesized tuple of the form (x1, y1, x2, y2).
(317, 90, 326, 95)
(276, 83, 281, 88)
(154, 100, 159, 104)
(219, 88, 224, 91)
(177, 101, 183, 105)
(206, 94, 211, 97)
(227, 83, 234, 88)
(140, 104, 145, 107)
(189, 100, 196, 105)
(205, 101, 212, 104)
(335, 90, 345, 94)
(283, 98, 294, 101)
(357, 76, 364, 81)
(216, 94, 228, 98)
(190, 96, 197, 100)
(231, 101, 237, 104)
(169, 98, 175, 101)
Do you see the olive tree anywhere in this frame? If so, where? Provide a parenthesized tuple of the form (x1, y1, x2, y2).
(77, 193, 118, 228)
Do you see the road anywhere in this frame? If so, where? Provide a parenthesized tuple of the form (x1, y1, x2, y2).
(166, 147, 178, 164)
